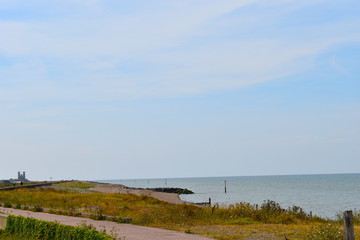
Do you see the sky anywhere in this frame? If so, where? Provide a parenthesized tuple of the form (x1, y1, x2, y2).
(0, 0, 359, 181)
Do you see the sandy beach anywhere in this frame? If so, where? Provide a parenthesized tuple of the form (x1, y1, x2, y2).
(89, 183, 186, 205)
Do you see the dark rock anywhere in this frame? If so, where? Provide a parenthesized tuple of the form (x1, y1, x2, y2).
(124, 186, 194, 194)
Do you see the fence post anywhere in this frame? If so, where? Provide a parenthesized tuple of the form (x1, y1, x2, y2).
(0, 214, 7, 229)
(343, 210, 355, 240)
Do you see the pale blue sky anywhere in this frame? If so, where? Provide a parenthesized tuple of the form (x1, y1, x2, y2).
(0, 0, 359, 180)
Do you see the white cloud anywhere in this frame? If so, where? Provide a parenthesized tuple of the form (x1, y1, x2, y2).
(0, 0, 359, 100)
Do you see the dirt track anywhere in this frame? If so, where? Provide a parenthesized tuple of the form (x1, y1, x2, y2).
(0, 207, 213, 240)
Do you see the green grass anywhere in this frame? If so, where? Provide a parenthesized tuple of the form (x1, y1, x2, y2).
(53, 181, 97, 189)
(0, 230, 35, 240)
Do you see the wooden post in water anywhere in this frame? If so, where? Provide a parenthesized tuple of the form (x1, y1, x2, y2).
(344, 210, 355, 240)
(224, 180, 227, 193)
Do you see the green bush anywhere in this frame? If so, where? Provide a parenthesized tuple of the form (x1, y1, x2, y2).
(6, 215, 114, 240)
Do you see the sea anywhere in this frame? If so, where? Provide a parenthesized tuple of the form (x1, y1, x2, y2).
(100, 173, 360, 219)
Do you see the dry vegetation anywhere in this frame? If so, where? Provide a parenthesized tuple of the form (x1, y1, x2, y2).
(0, 183, 358, 239)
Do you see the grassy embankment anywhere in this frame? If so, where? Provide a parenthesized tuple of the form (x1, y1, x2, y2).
(0, 181, 358, 240)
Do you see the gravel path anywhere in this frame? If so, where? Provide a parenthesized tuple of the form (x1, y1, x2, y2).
(0, 207, 213, 240)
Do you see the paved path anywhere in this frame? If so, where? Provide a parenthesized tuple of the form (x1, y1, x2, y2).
(0, 182, 53, 191)
(0, 207, 213, 240)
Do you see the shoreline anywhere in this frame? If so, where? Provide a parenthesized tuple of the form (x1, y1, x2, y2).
(89, 183, 187, 205)
(103, 174, 360, 219)
(2, 180, 355, 239)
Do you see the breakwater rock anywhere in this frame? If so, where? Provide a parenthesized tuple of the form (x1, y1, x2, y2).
(125, 186, 194, 194)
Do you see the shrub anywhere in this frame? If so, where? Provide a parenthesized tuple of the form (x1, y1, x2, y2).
(6, 215, 114, 240)
(3, 203, 11, 208)
(33, 206, 43, 212)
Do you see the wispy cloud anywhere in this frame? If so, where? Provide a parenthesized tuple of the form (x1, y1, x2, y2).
(0, 0, 359, 101)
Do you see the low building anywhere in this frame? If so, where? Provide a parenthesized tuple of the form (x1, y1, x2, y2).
(0, 171, 29, 184)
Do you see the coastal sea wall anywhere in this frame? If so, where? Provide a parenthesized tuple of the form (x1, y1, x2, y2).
(0, 182, 53, 191)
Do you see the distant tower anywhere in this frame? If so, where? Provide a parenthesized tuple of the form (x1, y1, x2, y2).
(17, 171, 26, 180)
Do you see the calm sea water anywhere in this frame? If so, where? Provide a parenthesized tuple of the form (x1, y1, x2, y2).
(100, 174, 360, 219)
